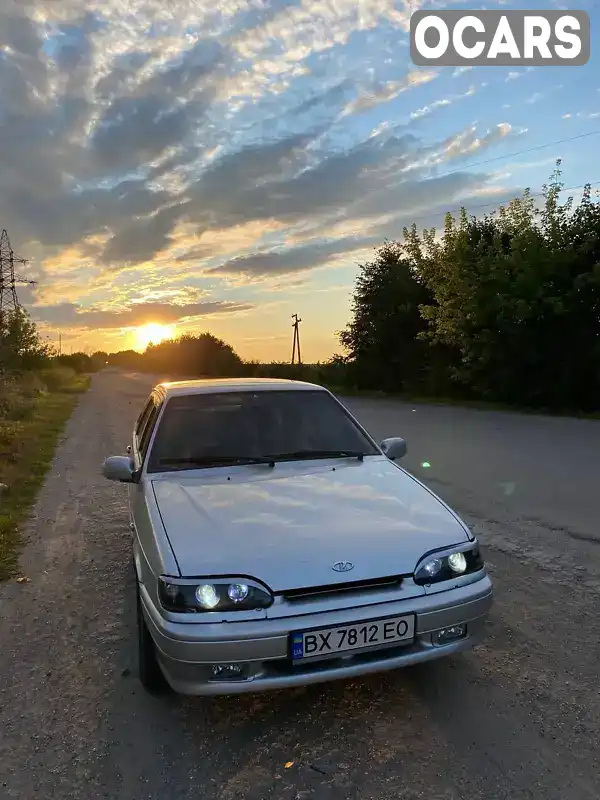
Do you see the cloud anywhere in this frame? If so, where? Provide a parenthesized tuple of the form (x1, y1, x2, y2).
(228, 0, 414, 99)
(410, 98, 452, 120)
(0, 0, 543, 347)
(30, 300, 254, 330)
(91, 97, 193, 172)
(100, 203, 188, 267)
(209, 236, 378, 278)
(452, 66, 472, 78)
(343, 69, 438, 116)
(562, 110, 600, 121)
(409, 85, 476, 122)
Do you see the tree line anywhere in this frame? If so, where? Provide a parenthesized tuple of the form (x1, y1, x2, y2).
(101, 334, 345, 386)
(340, 162, 600, 412)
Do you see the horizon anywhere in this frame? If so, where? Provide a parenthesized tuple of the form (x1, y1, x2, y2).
(56, 326, 333, 363)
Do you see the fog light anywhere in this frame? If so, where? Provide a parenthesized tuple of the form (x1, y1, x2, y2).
(210, 663, 247, 681)
(435, 624, 467, 645)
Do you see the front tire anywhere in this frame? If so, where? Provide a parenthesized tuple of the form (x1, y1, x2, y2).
(136, 586, 170, 695)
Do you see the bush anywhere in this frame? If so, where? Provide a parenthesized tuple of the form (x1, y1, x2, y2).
(243, 359, 350, 387)
(0, 373, 46, 422)
(36, 366, 77, 392)
(54, 352, 107, 373)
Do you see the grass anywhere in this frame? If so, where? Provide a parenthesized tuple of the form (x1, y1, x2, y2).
(0, 368, 90, 580)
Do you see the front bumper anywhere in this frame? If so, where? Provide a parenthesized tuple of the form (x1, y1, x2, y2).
(141, 575, 493, 695)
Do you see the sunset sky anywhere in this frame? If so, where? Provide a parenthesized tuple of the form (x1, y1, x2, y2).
(3, 0, 600, 362)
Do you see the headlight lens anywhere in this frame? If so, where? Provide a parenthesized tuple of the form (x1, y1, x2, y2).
(423, 557, 442, 578)
(195, 584, 219, 609)
(158, 577, 273, 613)
(447, 551, 467, 574)
(227, 583, 249, 603)
(414, 543, 484, 585)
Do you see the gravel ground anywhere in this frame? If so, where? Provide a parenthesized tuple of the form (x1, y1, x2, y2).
(1, 370, 599, 800)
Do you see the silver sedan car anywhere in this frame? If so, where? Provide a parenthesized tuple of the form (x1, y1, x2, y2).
(103, 378, 493, 696)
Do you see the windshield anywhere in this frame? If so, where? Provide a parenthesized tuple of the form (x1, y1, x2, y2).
(147, 390, 379, 471)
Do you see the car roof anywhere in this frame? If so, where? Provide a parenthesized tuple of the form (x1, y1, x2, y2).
(154, 377, 328, 399)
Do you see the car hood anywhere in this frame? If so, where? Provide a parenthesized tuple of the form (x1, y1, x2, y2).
(151, 457, 470, 591)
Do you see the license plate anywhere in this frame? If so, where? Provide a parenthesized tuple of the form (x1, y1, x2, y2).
(290, 614, 415, 661)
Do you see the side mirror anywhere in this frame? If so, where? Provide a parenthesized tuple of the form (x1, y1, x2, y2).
(103, 455, 135, 482)
(380, 437, 407, 461)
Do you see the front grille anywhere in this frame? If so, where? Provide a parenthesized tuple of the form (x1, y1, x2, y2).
(278, 575, 403, 602)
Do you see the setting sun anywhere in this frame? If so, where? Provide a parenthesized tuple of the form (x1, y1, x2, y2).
(134, 322, 174, 352)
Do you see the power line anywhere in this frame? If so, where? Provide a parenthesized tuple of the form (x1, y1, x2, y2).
(422, 129, 600, 182)
(401, 179, 600, 229)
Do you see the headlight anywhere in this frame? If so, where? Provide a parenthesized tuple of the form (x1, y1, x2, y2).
(158, 576, 273, 613)
(414, 543, 484, 586)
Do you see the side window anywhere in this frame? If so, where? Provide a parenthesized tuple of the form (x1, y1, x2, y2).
(139, 402, 162, 462)
(135, 398, 154, 437)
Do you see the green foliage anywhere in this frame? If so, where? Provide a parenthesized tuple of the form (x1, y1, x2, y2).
(338, 241, 454, 394)
(0, 308, 53, 373)
(103, 337, 349, 389)
(244, 358, 349, 386)
(105, 349, 141, 369)
(143, 332, 244, 376)
(36, 366, 78, 391)
(339, 161, 600, 412)
(54, 351, 107, 373)
(0, 372, 46, 423)
(105, 332, 244, 377)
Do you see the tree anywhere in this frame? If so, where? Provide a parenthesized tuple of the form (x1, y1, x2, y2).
(411, 202, 541, 399)
(339, 241, 435, 392)
(106, 350, 142, 369)
(400, 162, 600, 409)
(0, 308, 53, 372)
(143, 333, 244, 377)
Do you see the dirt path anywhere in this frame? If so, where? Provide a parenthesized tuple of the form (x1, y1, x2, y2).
(1, 370, 599, 799)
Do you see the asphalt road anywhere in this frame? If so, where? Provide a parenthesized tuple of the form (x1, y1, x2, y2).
(1, 370, 599, 800)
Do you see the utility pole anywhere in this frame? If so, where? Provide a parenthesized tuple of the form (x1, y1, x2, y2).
(291, 313, 302, 365)
(0, 229, 36, 328)
(59, 333, 62, 356)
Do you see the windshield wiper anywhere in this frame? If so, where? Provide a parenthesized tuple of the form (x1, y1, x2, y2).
(265, 449, 365, 462)
(158, 455, 275, 468)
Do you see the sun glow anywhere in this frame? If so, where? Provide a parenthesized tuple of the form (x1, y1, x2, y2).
(134, 322, 174, 351)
